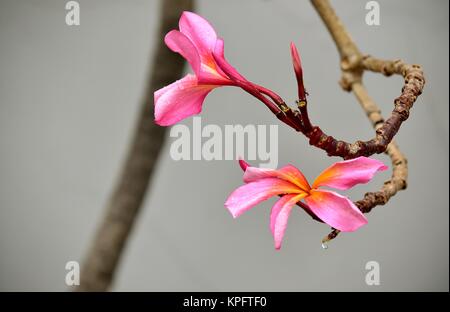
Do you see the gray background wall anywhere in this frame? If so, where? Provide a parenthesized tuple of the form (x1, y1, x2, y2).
(0, 0, 448, 291)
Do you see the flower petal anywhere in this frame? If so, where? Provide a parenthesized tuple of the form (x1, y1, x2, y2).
(154, 74, 215, 126)
(270, 193, 307, 250)
(179, 11, 217, 60)
(213, 40, 248, 82)
(214, 37, 225, 59)
(243, 164, 310, 192)
(225, 178, 301, 218)
(304, 189, 367, 232)
(165, 30, 201, 76)
(197, 38, 230, 81)
(312, 156, 388, 190)
(178, 12, 227, 83)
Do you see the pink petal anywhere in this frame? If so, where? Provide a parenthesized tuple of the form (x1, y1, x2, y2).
(154, 74, 215, 126)
(178, 12, 228, 84)
(198, 38, 229, 81)
(312, 156, 388, 190)
(214, 37, 225, 59)
(238, 160, 323, 223)
(213, 41, 248, 82)
(304, 189, 367, 232)
(179, 12, 217, 61)
(243, 164, 310, 192)
(165, 30, 200, 76)
(225, 178, 302, 218)
(194, 38, 231, 84)
(270, 193, 307, 250)
(238, 158, 250, 171)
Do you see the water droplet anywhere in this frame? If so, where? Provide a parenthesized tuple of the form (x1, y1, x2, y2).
(321, 242, 328, 250)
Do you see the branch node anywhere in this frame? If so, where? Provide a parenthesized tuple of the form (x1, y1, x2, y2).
(340, 54, 361, 71)
(339, 69, 362, 92)
(296, 100, 307, 108)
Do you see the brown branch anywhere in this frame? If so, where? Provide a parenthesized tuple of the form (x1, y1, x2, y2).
(309, 0, 424, 244)
(77, 0, 194, 291)
(283, 49, 425, 159)
(207, 0, 423, 245)
(298, 57, 424, 159)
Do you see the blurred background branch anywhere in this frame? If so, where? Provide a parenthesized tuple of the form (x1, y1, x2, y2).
(77, 0, 194, 291)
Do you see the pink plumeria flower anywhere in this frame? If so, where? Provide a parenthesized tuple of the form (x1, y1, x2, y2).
(154, 11, 246, 126)
(225, 157, 388, 249)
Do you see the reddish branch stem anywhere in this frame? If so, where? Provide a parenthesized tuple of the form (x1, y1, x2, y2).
(223, 0, 425, 244)
(218, 43, 425, 161)
(244, 50, 424, 161)
(310, 0, 425, 243)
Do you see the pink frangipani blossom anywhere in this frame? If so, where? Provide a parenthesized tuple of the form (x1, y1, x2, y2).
(225, 157, 388, 249)
(154, 12, 247, 126)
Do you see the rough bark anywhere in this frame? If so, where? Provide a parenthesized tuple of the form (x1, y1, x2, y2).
(309, 0, 424, 244)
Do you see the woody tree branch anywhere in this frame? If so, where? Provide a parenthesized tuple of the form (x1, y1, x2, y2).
(283, 2, 426, 160)
(77, 0, 194, 291)
(309, 0, 425, 243)
(213, 2, 424, 236)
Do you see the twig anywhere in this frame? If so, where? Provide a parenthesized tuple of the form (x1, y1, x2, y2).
(214, 1, 424, 244)
(77, 0, 194, 291)
(309, 0, 424, 244)
(212, 0, 424, 244)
